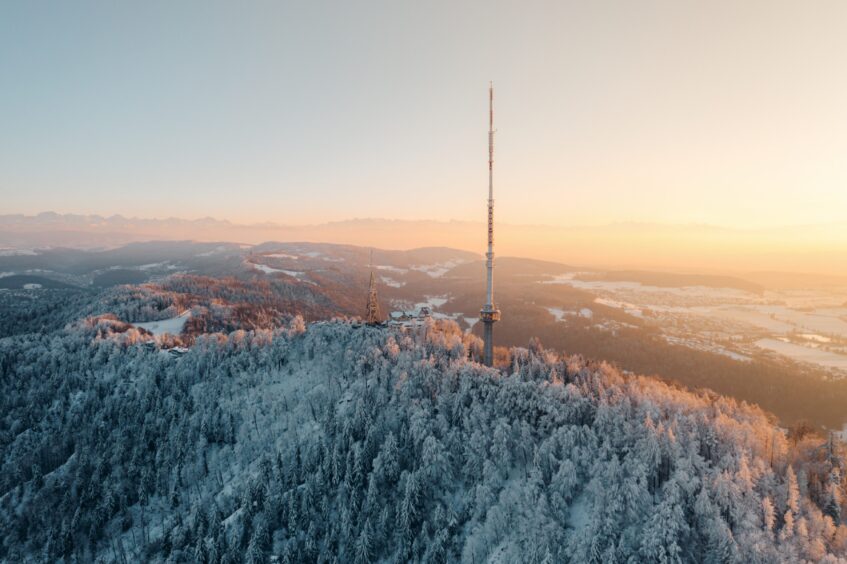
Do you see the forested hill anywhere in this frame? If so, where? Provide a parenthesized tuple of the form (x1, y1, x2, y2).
(1, 319, 846, 562)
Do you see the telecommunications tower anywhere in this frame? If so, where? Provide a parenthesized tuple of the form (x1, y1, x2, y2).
(480, 83, 501, 366)
(365, 250, 382, 325)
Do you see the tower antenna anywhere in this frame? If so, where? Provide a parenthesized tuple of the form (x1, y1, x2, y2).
(480, 82, 501, 366)
(365, 249, 382, 325)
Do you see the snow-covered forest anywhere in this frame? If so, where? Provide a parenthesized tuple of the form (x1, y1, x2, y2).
(1, 300, 846, 562)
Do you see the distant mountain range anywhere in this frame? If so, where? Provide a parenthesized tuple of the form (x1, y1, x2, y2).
(3, 212, 847, 276)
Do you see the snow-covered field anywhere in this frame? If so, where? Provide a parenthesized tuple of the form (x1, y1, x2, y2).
(546, 307, 593, 322)
(755, 338, 847, 370)
(252, 263, 284, 275)
(196, 246, 230, 257)
(540, 271, 847, 372)
(415, 295, 448, 310)
(376, 265, 408, 274)
(546, 307, 568, 322)
(544, 275, 751, 301)
(134, 311, 190, 336)
(594, 297, 644, 318)
(250, 262, 313, 284)
(380, 276, 404, 288)
(410, 260, 466, 278)
(463, 316, 479, 329)
(137, 261, 167, 270)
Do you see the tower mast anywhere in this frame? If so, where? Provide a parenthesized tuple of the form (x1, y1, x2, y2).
(480, 83, 501, 366)
(365, 249, 382, 325)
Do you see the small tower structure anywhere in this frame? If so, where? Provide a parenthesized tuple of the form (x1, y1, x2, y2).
(480, 82, 501, 366)
(365, 250, 382, 325)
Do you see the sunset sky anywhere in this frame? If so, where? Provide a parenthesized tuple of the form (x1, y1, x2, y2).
(2, 0, 847, 230)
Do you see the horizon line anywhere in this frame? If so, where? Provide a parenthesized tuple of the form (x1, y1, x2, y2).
(4, 210, 847, 233)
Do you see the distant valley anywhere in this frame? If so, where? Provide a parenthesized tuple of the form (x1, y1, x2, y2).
(1, 239, 847, 433)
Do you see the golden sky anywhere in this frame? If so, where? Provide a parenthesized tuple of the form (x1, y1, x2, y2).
(2, 1, 846, 234)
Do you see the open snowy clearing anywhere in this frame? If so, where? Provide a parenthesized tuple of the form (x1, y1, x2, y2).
(463, 316, 479, 329)
(376, 265, 408, 274)
(415, 295, 449, 311)
(546, 307, 593, 322)
(410, 260, 465, 278)
(251, 263, 310, 281)
(134, 311, 190, 336)
(755, 338, 847, 370)
(380, 276, 404, 288)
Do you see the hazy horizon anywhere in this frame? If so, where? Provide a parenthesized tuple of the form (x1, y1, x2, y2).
(8, 209, 847, 231)
(4, 211, 847, 277)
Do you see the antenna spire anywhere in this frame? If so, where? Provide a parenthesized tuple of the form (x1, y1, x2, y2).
(365, 249, 382, 325)
(480, 83, 501, 366)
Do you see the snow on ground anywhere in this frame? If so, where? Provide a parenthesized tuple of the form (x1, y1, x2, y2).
(695, 306, 795, 333)
(252, 263, 282, 274)
(800, 333, 832, 344)
(376, 265, 408, 274)
(416, 295, 448, 309)
(594, 297, 644, 318)
(546, 307, 568, 322)
(685, 305, 847, 339)
(663, 336, 752, 362)
(0, 249, 38, 256)
(280, 269, 305, 278)
(138, 262, 168, 270)
(196, 246, 229, 257)
(542, 273, 579, 283)
(773, 308, 847, 337)
(410, 260, 465, 278)
(542, 274, 847, 341)
(266, 253, 298, 259)
(568, 492, 590, 530)
(463, 316, 479, 329)
(720, 305, 847, 337)
(432, 312, 459, 321)
(251, 263, 308, 280)
(715, 348, 752, 362)
(23, 283, 42, 290)
(134, 311, 190, 336)
(546, 307, 593, 322)
(406, 295, 458, 321)
(380, 276, 404, 288)
(755, 338, 847, 370)
(544, 276, 751, 300)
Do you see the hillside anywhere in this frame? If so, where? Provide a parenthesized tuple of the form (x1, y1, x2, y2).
(4, 213, 847, 277)
(576, 270, 765, 294)
(3, 241, 847, 432)
(1, 318, 845, 562)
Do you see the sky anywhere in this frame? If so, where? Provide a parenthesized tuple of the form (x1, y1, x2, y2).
(2, 0, 847, 229)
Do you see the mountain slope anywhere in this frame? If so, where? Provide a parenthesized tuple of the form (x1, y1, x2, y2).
(1, 320, 845, 562)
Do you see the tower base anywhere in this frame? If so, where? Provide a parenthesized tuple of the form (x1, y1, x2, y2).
(483, 321, 494, 366)
(480, 307, 499, 367)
